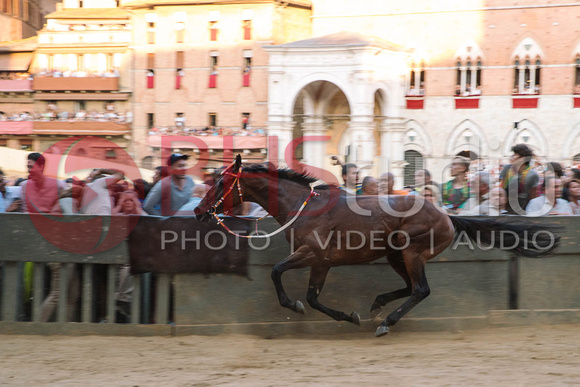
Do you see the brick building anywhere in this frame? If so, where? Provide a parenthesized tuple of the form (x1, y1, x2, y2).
(2, 0, 580, 185)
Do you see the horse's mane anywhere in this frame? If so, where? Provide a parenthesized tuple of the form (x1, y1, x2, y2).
(242, 163, 335, 189)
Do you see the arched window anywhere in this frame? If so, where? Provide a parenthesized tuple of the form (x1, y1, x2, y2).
(404, 150, 424, 186)
(574, 56, 580, 94)
(513, 57, 541, 95)
(455, 57, 482, 96)
(408, 62, 425, 96)
(142, 156, 154, 170)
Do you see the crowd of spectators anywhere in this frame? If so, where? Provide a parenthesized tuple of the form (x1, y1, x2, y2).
(34, 68, 119, 78)
(0, 102, 133, 124)
(336, 143, 580, 217)
(149, 125, 266, 137)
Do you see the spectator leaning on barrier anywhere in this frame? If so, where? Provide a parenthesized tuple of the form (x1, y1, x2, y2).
(0, 168, 22, 212)
(526, 176, 572, 216)
(500, 144, 539, 214)
(79, 168, 124, 215)
(21, 153, 66, 213)
(144, 153, 195, 216)
(442, 156, 471, 213)
(175, 184, 208, 215)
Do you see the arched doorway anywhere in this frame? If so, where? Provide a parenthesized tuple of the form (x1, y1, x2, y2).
(291, 80, 350, 172)
(456, 150, 478, 160)
(404, 150, 424, 186)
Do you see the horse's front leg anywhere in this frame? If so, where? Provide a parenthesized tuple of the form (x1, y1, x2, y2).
(306, 265, 361, 326)
(271, 245, 315, 314)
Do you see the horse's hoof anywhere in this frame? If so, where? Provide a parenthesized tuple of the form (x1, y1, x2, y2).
(369, 308, 382, 321)
(350, 312, 361, 326)
(294, 300, 306, 314)
(375, 325, 390, 337)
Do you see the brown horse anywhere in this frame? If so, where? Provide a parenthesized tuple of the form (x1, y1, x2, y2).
(195, 156, 558, 337)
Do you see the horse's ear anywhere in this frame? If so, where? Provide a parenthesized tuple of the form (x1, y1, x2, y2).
(233, 154, 242, 173)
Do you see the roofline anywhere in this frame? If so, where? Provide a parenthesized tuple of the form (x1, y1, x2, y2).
(122, 0, 311, 11)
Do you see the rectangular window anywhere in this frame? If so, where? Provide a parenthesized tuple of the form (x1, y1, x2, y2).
(243, 20, 252, 40)
(105, 148, 117, 159)
(147, 53, 155, 88)
(0, 139, 7, 147)
(243, 56, 251, 87)
(175, 112, 185, 128)
(209, 53, 218, 88)
(77, 54, 84, 71)
(174, 11, 185, 43)
(176, 27, 184, 43)
(209, 22, 218, 41)
(209, 113, 217, 127)
(75, 101, 86, 112)
(241, 113, 250, 129)
(209, 10, 219, 41)
(20, 139, 32, 151)
(147, 113, 155, 129)
(176, 51, 184, 69)
(148, 22, 155, 44)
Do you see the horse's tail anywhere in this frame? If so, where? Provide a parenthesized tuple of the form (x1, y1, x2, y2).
(448, 216, 560, 258)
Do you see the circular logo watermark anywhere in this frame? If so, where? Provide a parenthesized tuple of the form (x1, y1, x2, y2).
(27, 136, 143, 254)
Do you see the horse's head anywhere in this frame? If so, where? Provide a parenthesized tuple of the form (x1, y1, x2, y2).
(195, 154, 243, 222)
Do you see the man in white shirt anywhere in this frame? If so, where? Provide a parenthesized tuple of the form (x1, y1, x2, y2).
(79, 168, 124, 215)
(526, 177, 572, 216)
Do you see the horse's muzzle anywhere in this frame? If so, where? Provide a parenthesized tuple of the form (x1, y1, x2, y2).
(195, 211, 212, 223)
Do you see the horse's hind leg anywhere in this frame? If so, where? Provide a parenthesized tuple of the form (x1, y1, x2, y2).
(376, 254, 430, 337)
(369, 251, 412, 320)
(271, 245, 315, 314)
(306, 265, 361, 326)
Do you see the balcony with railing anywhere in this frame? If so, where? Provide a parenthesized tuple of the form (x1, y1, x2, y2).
(32, 120, 130, 136)
(0, 121, 33, 135)
(32, 76, 119, 91)
(0, 79, 33, 92)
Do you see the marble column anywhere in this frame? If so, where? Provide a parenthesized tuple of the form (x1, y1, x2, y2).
(301, 116, 326, 170)
(266, 117, 294, 167)
(347, 117, 376, 177)
(381, 117, 407, 188)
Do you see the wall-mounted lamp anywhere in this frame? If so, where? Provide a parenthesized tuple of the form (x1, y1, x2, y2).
(408, 129, 417, 142)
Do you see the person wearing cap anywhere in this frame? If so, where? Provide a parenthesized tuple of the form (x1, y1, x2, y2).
(143, 153, 195, 216)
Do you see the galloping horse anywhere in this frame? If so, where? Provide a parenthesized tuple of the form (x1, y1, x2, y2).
(195, 156, 558, 337)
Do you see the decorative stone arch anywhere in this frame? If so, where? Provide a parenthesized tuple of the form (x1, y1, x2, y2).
(141, 156, 154, 170)
(286, 73, 355, 118)
(454, 39, 485, 62)
(564, 121, 580, 162)
(573, 41, 580, 59)
(445, 119, 488, 157)
(404, 119, 432, 156)
(502, 119, 548, 157)
(511, 37, 545, 61)
(371, 85, 396, 117)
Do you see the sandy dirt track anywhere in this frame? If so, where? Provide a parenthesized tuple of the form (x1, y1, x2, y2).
(1, 324, 579, 386)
